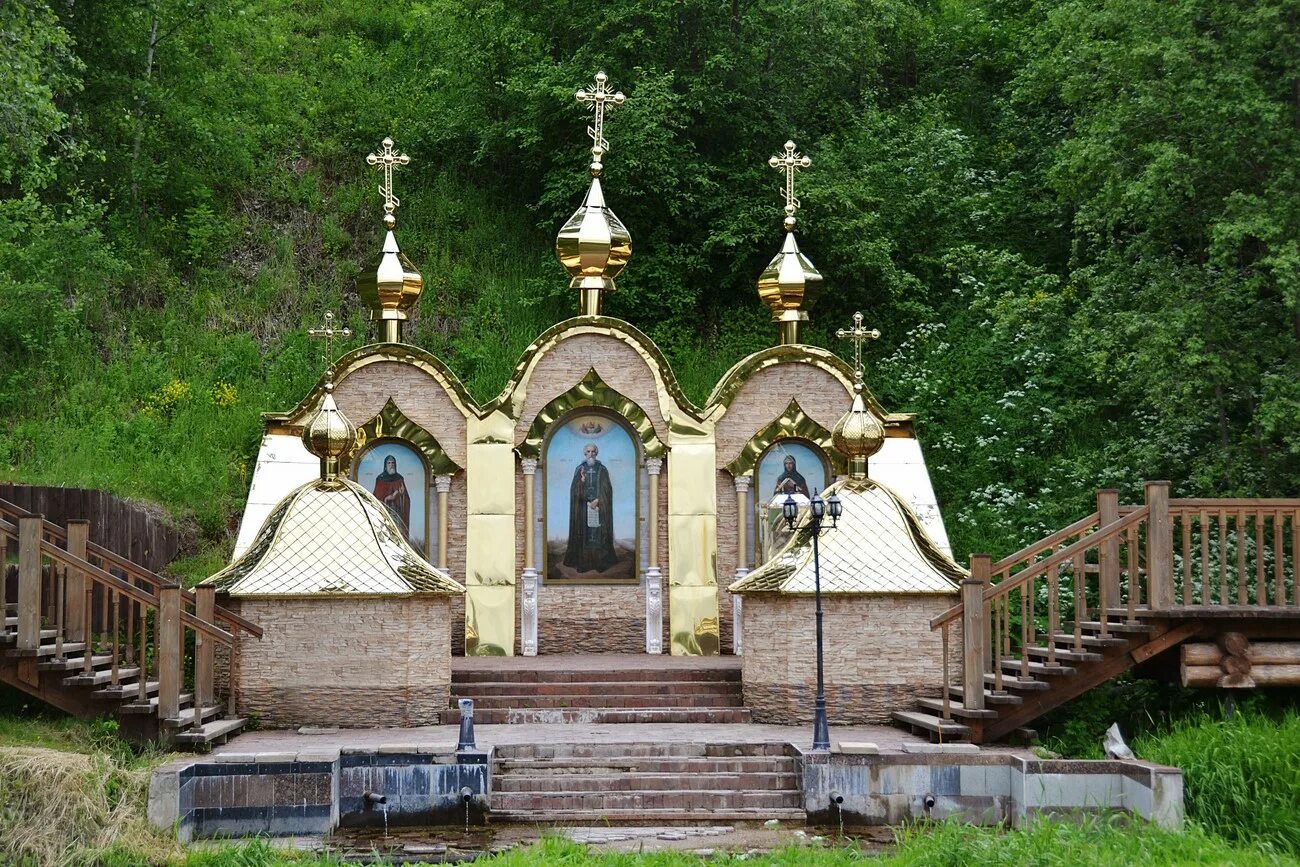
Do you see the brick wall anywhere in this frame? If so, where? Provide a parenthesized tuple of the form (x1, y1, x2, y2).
(230, 596, 453, 728)
(713, 363, 850, 469)
(332, 361, 469, 467)
(740, 593, 960, 724)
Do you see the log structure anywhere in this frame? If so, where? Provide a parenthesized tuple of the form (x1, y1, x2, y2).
(1181, 637, 1300, 688)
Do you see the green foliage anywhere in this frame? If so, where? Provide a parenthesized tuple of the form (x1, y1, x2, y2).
(0, 0, 1298, 580)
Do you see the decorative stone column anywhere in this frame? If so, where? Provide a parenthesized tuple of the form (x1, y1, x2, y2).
(519, 459, 540, 656)
(732, 473, 752, 655)
(644, 458, 664, 654)
(434, 475, 452, 574)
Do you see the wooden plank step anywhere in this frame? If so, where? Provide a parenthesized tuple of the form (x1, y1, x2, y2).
(6, 641, 87, 658)
(1069, 620, 1156, 635)
(948, 685, 1022, 705)
(119, 692, 194, 714)
(916, 697, 999, 719)
(38, 654, 113, 672)
(983, 672, 1050, 691)
(95, 680, 157, 701)
(1, 628, 58, 646)
(1000, 659, 1076, 677)
(173, 717, 247, 746)
(162, 704, 223, 729)
(890, 710, 971, 739)
(1024, 646, 1104, 663)
(1046, 632, 1131, 649)
(65, 666, 141, 687)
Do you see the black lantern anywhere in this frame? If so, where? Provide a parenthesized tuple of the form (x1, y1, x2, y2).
(826, 492, 842, 526)
(782, 492, 799, 529)
(810, 490, 825, 520)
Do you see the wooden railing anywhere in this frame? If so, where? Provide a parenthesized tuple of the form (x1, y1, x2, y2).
(1, 501, 259, 733)
(931, 482, 1300, 718)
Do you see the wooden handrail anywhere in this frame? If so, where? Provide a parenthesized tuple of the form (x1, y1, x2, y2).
(0, 497, 262, 639)
(931, 506, 1151, 630)
(990, 512, 1099, 576)
(1171, 498, 1300, 508)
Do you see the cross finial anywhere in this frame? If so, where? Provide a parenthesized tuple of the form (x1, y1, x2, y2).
(769, 140, 812, 231)
(308, 311, 353, 366)
(575, 71, 626, 176)
(366, 137, 411, 229)
(836, 311, 880, 386)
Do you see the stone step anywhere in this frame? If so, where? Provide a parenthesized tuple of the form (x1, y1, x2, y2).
(497, 757, 799, 775)
(488, 807, 807, 825)
(452, 680, 743, 698)
(493, 789, 802, 812)
(494, 742, 789, 760)
(497, 771, 798, 794)
(946, 685, 1022, 706)
(452, 667, 739, 685)
(889, 710, 971, 741)
(452, 693, 744, 710)
(172, 717, 247, 747)
(447, 707, 752, 725)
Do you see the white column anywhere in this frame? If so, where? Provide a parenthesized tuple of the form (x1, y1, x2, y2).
(644, 457, 664, 654)
(519, 458, 539, 656)
(732, 473, 751, 655)
(434, 474, 452, 575)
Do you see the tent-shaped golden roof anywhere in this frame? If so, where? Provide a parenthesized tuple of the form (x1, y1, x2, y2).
(729, 477, 964, 595)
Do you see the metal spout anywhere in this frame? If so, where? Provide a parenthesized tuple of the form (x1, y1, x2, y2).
(457, 698, 477, 751)
(830, 790, 845, 806)
(460, 787, 473, 804)
(363, 791, 387, 807)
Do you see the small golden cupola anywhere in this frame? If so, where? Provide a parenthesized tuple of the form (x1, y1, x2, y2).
(757, 140, 824, 345)
(555, 72, 632, 317)
(357, 137, 425, 343)
(301, 382, 357, 483)
(832, 312, 886, 478)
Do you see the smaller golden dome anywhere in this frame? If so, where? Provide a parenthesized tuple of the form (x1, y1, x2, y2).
(832, 383, 886, 475)
(555, 176, 633, 306)
(756, 231, 824, 335)
(357, 229, 424, 343)
(302, 384, 357, 481)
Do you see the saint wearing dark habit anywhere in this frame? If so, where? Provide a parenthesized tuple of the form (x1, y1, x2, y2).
(772, 454, 811, 497)
(372, 454, 412, 538)
(563, 442, 618, 572)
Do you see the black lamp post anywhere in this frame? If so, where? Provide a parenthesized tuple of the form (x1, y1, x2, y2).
(783, 487, 842, 751)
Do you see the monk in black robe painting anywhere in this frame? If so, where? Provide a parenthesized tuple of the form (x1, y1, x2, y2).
(564, 443, 618, 572)
(772, 454, 811, 497)
(372, 454, 412, 538)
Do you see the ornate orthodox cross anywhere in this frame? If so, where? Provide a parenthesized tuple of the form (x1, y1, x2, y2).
(366, 137, 411, 225)
(308, 311, 353, 362)
(769, 140, 812, 222)
(837, 311, 880, 382)
(576, 71, 626, 171)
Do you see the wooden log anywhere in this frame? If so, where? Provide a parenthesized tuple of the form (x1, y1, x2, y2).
(1220, 631, 1251, 657)
(17, 516, 43, 652)
(1221, 655, 1252, 677)
(1182, 642, 1300, 666)
(158, 587, 182, 722)
(962, 556, 991, 711)
(65, 520, 89, 642)
(1182, 664, 1300, 688)
(1146, 481, 1174, 609)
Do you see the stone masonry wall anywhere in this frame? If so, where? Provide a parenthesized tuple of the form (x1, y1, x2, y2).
(713, 362, 851, 470)
(232, 596, 453, 728)
(740, 593, 960, 724)
(332, 361, 469, 468)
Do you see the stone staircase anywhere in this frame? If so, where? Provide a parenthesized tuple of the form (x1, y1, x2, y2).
(445, 657, 751, 725)
(490, 742, 803, 823)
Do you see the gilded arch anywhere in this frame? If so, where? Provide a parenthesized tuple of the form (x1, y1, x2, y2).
(344, 398, 461, 477)
(516, 368, 667, 460)
(725, 398, 847, 479)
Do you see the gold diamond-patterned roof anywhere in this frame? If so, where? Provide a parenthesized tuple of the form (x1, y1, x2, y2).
(204, 478, 462, 597)
(730, 477, 965, 595)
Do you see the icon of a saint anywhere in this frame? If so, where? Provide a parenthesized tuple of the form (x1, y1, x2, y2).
(372, 454, 412, 537)
(772, 454, 810, 497)
(563, 442, 618, 572)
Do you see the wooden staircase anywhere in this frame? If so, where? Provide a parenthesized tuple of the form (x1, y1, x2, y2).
(0, 499, 262, 748)
(893, 483, 1300, 743)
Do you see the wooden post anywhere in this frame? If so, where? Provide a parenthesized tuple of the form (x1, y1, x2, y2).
(962, 555, 991, 711)
(1145, 481, 1174, 610)
(157, 586, 182, 722)
(194, 586, 215, 719)
(17, 516, 44, 653)
(65, 520, 89, 642)
(1097, 490, 1120, 618)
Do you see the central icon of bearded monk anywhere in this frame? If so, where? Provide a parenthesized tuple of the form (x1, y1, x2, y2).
(563, 442, 618, 572)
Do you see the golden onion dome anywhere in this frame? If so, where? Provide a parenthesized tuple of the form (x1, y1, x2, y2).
(756, 230, 824, 341)
(301, 383, 357, 481)
(832, 382, 886, 477)
(555, 175, 633, 307)
(357, 228, 425, 343)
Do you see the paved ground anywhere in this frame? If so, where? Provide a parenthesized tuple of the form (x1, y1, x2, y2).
(214, 721, 1026, 755)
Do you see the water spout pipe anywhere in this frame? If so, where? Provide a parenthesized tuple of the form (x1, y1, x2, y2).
(922, 792, 936, 814)
(456, 698, 477, 751)
(363, 791, 388, 807)
(460, 787, 473, 804)
(829, 790, 845, 806)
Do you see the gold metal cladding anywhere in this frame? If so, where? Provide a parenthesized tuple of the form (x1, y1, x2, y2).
(669, 584, 720, 656)
(301, 384, 357, 482)
(359, 137, 423, 338)
(203, 477, 462, 598)
(833, 311, 886, 467)
(575, 71, 626, 176)
(731, 476, 964, 595)
(769, 139, 811, 226)
(367, 136, 410, 226)
(725, 398, 847, 479)
(345, 397, 461, 477)
(464, 584, 516, 656)
(516, 368, 666, 461)
(757, 231, 823, 330)
(555, 176, 632, 298)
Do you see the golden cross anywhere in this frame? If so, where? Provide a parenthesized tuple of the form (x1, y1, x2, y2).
(308, 311, 353, 362)
(836, 312, 880, 383)
(575, 71, 626, 172)
(366, 137, 410, 227)
(769, 140, 812, 223)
